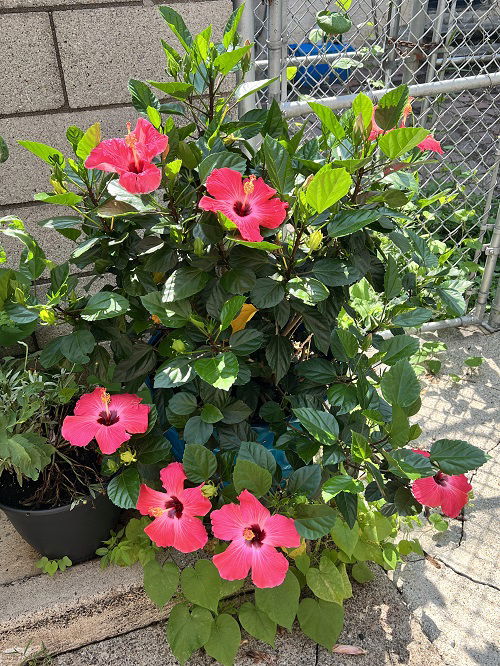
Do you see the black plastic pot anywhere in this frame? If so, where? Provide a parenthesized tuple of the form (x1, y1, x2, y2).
(0, 491, 121, 563)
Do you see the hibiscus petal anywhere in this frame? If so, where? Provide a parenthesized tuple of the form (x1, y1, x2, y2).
(179, 486, 212, 518)
(94, 423, 131, 454)
(136, 484, 169, 516)
(233, 215, 264, 242)
(249, 197, 288, 231)
(263, 514, 300, 548)
(172, 514, 208, 553)
(238, 490, 271, 526)
(61, 415, 99, 448)
(85, 138, 132, 173)
(439, 475, 472, 518)
(251, 544, 289, 588)
(411, 476, 443, 508)
(160, 462, 187, 496)
(132, 117, 169, 161)
(211, 503, 245, 541)
(417, 135, 444, 155)
(412, 448, 431, 458)
(73, 387, 106, 417)
(247, 177, 277, 202)
(119, 163, 162, 194)
(110, 395, 149, 434)
(213, 539, 251, 581)
(205, 167, 244, 201)
(144, 513, 176, 548)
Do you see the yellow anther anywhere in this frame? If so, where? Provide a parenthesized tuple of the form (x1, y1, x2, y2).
(243, 528, 255, 541)
(243, 175, 256, 195)
(99, 387, 111, 406)
(149, 507, 165, 518)
(151, 314, 161, 325)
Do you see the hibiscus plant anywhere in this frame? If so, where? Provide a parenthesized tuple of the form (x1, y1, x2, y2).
(1, 4, 490, 663)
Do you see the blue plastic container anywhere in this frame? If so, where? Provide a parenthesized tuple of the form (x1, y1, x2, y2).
(288, 41, 355, 90)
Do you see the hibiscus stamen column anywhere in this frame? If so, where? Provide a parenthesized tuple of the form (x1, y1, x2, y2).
(125, 122, 142, 173)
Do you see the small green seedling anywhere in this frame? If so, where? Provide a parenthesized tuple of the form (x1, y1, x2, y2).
(429, 513, 449, 531)
(36, 556, 72, 576)
(464, 356, 484, 368)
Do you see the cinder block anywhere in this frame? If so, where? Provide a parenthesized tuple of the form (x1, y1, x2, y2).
(0, 105, 137, 205)
(53, 1, 232, 108)
(0, 13, 65, 114)
(0, 0, 137, 7)
(1, 203, 75, 267)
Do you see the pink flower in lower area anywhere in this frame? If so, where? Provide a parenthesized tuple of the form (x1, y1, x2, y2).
(199, 167, 288, 242)
(416, 135, 444, 155)
(137, 463, 211, 553)
(410, 449, 472, 518)
(211, 489, 300, 588)
(62, 387, 149, 454)
(85, 118, 168, 194)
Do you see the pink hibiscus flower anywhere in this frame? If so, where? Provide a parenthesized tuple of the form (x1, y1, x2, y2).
(368, 101, 443, 155)
(410, 449, 472, 518)
(416, 135, 444, 155)
(198, 167, 288, 242)
(211, 489, 300, 588)
(85, 118, 169, 194)
(62, 387, 150, 454)
(137, 462, 211, 553)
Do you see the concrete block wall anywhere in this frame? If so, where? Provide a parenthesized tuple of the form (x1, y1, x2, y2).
(0, 0, 232, 266)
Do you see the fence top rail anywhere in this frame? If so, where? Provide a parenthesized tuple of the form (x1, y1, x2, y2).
(280, 72, 500, 118)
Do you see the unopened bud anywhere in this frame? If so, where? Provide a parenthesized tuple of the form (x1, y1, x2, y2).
(354, 112, 365, 139)
(172, 339, 186, 353)
(39, 308, 56, 325)
(120, 450, 137, 464)
(201, 482, 218, 498)
(307, 230, 323, 251)
(193, 237, 204, 256)
(50, 178, 67, 194)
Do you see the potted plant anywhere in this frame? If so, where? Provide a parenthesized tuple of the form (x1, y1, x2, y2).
(6, 3, 488, 660)
(0, 356, 122, 562)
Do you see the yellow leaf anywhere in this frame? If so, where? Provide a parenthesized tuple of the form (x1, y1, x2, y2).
(230, 303, 257, 333)
(288, 539, 307, 559)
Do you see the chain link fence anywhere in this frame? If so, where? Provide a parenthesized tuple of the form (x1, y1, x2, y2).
(237, 0, 500, 329)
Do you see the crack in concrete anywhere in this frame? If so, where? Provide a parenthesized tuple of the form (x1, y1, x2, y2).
(405, 553, 500, 592)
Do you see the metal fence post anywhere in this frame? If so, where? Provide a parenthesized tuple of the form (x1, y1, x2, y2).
(475, 204, 500, 323)
(402, 0, 427, 84)
(488, 279, 500, 329)
(235, 0, 256, 117)
(267, 0, 283, 103)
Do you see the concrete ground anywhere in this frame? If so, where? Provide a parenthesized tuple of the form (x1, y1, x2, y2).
(1, 328, 498, 666)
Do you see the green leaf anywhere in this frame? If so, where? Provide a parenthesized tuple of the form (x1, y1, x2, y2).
(384, 254, 402, 299)
(378, 127, 429, 159)
(322, 475, 363, 498)
(143, 560, 179, 608)
(306, 555, 344, 603)
(374, 84, 409, 130)
(238, 441, 276, 475)
(392, 308, 433, 327)
(327, 384, 358, 415)
(306, 166, 352, 214)
(59, 330, 95, 364)
(34, 192, 82, 206)
(214, 44, 252, 74)
(141, 292, 192, 328)
(292, 408, 339, 445)
(0, 433, 53, 482)
(388, 449, 435, 479)
(220, 295, 246, 330)
(294, 504, 337, 539)
(154, 358, 196, 389)
(266, 335, 292, 383)
(107, 467, 140, 509)
(113, 344, 157, 382)
(250, 278, 285, 309)
(380, 360, 420, 407)
(162, 267, 210, 302)
(169, 392, 197, 416)
(81, 291, 129, 321)
(183, 443, 217, 483)
(255, 571, 300, 630)
(308, 102, 345, 139)
(76, 122, 101, 160)
(312, 259, 362, 287)
(158, 6, 193, 50)
(335, 492, 358, 528)
(233, 459, 272, 497)
(330, 519, 359, 556)
(229, 329, 264, 355)
(238, 602, 277, 647)
(430, 439, 488, 474)
(199, 152, 246, 183)
(166, 603, 213, 666)
(288, 465, 321, 498)
(204, 614, 241, 666)
(39, 215, 82, 241)
(464, 356, 484, 368)
(183, 416, 213, 445)
(327, 209, 379, 238)
(223, 4, 244, 48)
(297, 598, 344, 650)
(336, 329, 358, 358)
(201, 403, 223, 424)
(194, 352, 239, 391)
(351, 562, 375, 583)
(181, 560, 221, 612)
(379, 335, 419, 365)
(18, 140, 64, 165)
(234, 77, 279, 102)
(263, 135, 295, 195)
(128, 79, 159, 113)
(287, 277, 329, 305)
(221, 400, 252, 424)
(296, 358, 336, 384)
(352, 92, 373, 129)
(220, 268, 256, 295)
